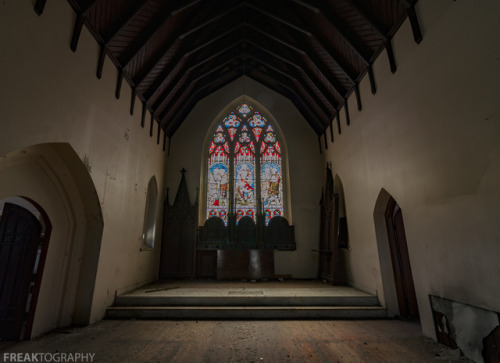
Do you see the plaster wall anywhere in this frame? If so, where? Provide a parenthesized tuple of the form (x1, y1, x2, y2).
(322, 0, 500, 342)
(166, 78, 323, 278)
(0, 0, 166, 331)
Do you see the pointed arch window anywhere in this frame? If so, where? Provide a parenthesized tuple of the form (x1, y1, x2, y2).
(206, 103, 285, 225)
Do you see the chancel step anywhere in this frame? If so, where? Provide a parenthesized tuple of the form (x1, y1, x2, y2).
(106, 280, 387, 320)
(106, 305, 387, 320)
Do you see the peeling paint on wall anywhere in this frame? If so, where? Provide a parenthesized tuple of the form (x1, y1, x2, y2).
(430, 295, 500, 362)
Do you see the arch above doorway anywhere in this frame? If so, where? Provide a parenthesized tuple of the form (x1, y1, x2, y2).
(373, 189, 419, 319)
(0, 143, 103, 338)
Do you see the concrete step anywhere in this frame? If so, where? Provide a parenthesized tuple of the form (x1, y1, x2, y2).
(113, 294, 381, 307)
(106, 305, 387, 320)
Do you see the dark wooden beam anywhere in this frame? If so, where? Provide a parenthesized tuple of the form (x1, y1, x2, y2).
(157, 54, 240, 120)
(150, 113, 154, 137)
(147, 38, 242, 106)
(330, 119, 334, 142)
(101, 0, 149, 44)
(407, 4, 423, 44)
(250, 27, 350, 99)
(354, 84, 362, 111)
(157, 123, 161, 145)
(246, 45, 335, 116)
(247, 57, 332, 127)
(246, 40, 340, 112)
(368, 65, 377, 94)
(132, 11, 242, 88)
(130, 88, 136, 115)
(70, 15, 85, 52)
(323, 131, 328, 150)
(96, 46, 106, 79)
(34, 0, 46, 15)
(291, 0, 371, 64)
(141, 102, 146, 128)
(115, 70, 123, 99)
(386, 40, 397, 74)
(336, 110, 341, 134)
(344, 100, 351, 126)
(164, 70, 243, 136)
(249, 7, 359, 85)
(246, 69, 324, 135)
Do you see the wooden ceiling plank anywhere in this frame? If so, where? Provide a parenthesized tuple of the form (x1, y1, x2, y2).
(246, 39, 341, 111)
(249, 5, 359, 85)
(101, 0, 149, 45)
(133, 19, 241, 89)
(164, 70, 243, 136)
(153, 45, 241, 113)
(146, 34, 242, 104)
(247, 66, 326, 133)
(158, 55, 240, 120)
(344, 0, 390, 38)
(247, 48, 335, 117)
(292, 0, 371, 64)
(251, 27, 351, 96)
(248, 56, 332, 126)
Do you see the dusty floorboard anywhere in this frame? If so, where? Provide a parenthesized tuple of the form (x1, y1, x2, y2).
(1, 320, 472, 363)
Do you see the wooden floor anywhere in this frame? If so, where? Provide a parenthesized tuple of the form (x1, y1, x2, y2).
(0, 319, 472, 362)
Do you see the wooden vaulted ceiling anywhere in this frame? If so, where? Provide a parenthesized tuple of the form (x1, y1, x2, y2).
(36, 0, 422, 149)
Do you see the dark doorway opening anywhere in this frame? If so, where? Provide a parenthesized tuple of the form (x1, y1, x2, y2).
(385, 197, 419, 320)
(0, 199, 51, 340)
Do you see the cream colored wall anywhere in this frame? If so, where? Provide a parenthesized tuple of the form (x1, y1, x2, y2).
(323, 0, 500, 338)
(0, 0, 166, 334)
(166, 77, 323, 278)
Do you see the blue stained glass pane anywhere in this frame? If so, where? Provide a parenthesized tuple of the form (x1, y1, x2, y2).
(224, 112, 241, 128)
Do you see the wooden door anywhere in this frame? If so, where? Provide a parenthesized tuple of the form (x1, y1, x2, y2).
(385, 198, 419, 319)
(0, 203, 42, 340)
(318, 166, 339, 284)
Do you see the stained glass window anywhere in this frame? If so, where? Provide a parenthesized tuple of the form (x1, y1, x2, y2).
(206, 103, 285, 225)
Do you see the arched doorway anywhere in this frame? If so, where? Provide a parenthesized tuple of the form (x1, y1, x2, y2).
(0, 143, 103, 338)
(0, 198, 51, 340)
(384, 197, 419, 320)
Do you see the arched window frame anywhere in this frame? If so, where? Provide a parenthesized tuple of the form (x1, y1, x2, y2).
(141, 176, 158, 249)
(199, 96, 292, 226)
